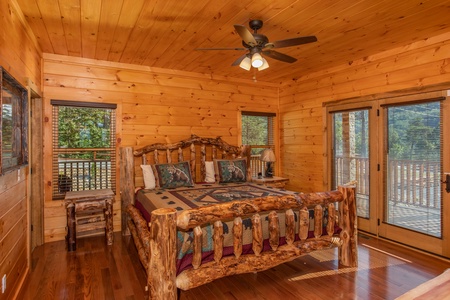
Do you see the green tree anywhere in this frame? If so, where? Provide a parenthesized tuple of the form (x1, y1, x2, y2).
(2, 104, 13, 152)
(58, 106, 112, 159)
(242, 115, 269, 154)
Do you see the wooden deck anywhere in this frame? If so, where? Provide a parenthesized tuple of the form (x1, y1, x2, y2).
(18, 232, 450, 300)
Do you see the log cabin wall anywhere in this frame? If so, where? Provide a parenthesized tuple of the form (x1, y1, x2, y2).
(279, 32, 450, 193)
(41, 53, 279, 243)
(0, 0, 42, 299)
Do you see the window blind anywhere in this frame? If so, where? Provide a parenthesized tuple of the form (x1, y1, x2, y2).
(51, 101, 116, 199)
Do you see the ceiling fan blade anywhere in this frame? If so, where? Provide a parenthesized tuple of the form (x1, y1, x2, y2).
(231, 54, 248, 66)
(262, 50, 297, 63)
(270, 36, 317, 48)
(234, 24, 257, 46)
(195, 47, 246, 51)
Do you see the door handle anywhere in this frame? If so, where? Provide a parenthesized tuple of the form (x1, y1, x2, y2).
(442, 174, 450, 193)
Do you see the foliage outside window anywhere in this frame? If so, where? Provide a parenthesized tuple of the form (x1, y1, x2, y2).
(387, 102, 440, 161)
(1, 67, 28, 174)
(241, 111, 275, 176)
(51, 100, 116, 199)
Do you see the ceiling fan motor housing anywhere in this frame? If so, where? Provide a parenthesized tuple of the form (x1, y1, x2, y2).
(242, 33, 268, 48)
(249, 19, 263, 31)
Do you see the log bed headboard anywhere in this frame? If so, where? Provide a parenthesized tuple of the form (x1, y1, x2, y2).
(119, 134, 251, 233)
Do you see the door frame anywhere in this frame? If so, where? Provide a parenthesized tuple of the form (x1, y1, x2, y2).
(27, 79, 44, 256)
(377, 91, 450, 257)
(325, 102, 379, 234)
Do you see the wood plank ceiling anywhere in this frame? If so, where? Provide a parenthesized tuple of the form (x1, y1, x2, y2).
(16, 0, 450, 84)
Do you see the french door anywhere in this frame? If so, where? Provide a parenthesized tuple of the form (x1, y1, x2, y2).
(327, 91, 450, 257)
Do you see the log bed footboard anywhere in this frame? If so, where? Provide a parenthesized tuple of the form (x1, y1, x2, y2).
(126, 185, 357, 299)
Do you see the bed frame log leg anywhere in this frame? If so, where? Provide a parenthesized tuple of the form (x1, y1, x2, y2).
(338, 185, 358, 267)
(148, 208, 178, 300)
(120, 147, 135, 236)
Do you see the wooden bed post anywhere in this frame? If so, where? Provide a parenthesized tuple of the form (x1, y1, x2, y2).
(120, 147, 135, 235)
(338, 184, 358, 267)
(240, 145, 252, 180)
(149, 208, 178, 300)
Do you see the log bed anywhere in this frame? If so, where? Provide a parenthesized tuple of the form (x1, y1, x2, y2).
(120, 135, 357, 299)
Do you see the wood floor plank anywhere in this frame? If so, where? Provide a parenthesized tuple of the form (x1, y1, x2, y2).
(18, 233, 450, 300)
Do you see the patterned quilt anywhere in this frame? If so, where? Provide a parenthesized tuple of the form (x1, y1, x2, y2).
(136, 182, 298, 214)
(135, 182, 325, 273)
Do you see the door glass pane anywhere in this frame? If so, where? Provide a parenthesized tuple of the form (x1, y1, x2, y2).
(332, 109, 370, 218)
(386, 102, 441, 237)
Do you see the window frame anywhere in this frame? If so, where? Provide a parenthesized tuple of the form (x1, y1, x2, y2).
(51, 100, 117, 199)
(0, 67, 28, 175)
(241, 111, 277, 177)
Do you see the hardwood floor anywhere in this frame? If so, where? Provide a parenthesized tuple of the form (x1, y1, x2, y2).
(18, 233, 450, 300)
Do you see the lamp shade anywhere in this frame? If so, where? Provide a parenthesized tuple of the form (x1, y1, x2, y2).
(251, 52, 264, 68)
(260, 148, 276, 162)
(239, 56, 251, 71)
(258, 57, 269, 71)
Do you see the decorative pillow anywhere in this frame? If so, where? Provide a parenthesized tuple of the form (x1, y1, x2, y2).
(214, 158, 247, 183)
(152, 161, 194, 189)
(205, 161, 215, 183)
(140, 165, 156, 189)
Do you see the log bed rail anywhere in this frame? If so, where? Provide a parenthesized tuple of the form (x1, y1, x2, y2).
(126, 185, 357, 299)
(119, 135, 357, 300)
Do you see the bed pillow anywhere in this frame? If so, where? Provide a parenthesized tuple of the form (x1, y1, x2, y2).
(205, 161, 215, 183)
(214, 158, 247, 183)
(140, 165, 156, 189)
(152, 161, 194, 189)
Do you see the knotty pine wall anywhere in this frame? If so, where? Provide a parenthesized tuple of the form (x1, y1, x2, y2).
(279, 32, 450, 193)
(0, 0, 42, 299)
(42, 53, 279, 243)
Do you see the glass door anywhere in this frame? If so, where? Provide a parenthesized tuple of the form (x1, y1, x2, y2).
(378, 98, 449, 256)
(327, 91, 449, 257)
(330, 106, 378, 233)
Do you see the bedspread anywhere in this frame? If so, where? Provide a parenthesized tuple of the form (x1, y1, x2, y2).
(134, 182, 336, 273)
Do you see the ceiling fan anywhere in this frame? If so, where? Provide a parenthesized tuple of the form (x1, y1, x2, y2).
(196, 19, 317, 71)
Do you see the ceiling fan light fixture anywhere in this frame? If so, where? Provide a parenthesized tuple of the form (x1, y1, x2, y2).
(258, 58, 269, 71)
(239, 56, 251, 71)
(251, 52, 264, 68)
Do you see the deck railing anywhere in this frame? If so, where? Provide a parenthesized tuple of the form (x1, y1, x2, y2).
(53, 148, 115, 199)
(250, 154, 266, 177)
(335, 156, 441, 210)
(58, 160, 113, 189)
(387, 159, 440, 209)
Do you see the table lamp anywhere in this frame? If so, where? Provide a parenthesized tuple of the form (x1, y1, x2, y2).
(260, 148, 276, 178)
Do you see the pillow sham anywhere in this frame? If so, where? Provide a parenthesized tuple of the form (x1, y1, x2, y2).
(140, 165, 156, 189)
(214, 158, 247, 183)
(152, 161, 194, 189)
(205, 161, 215, 183)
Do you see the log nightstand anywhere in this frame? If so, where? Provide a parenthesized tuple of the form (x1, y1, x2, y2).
(65, 188, 115, 251)
(251, 176, 289, 188)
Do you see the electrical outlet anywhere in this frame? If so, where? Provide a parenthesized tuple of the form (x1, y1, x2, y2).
(2, 274, 6, 293)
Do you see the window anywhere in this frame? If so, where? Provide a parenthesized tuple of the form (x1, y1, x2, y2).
(51, 100, 116, 199)
(241, 111, 275, 177)
(0, 67, 28, 174)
